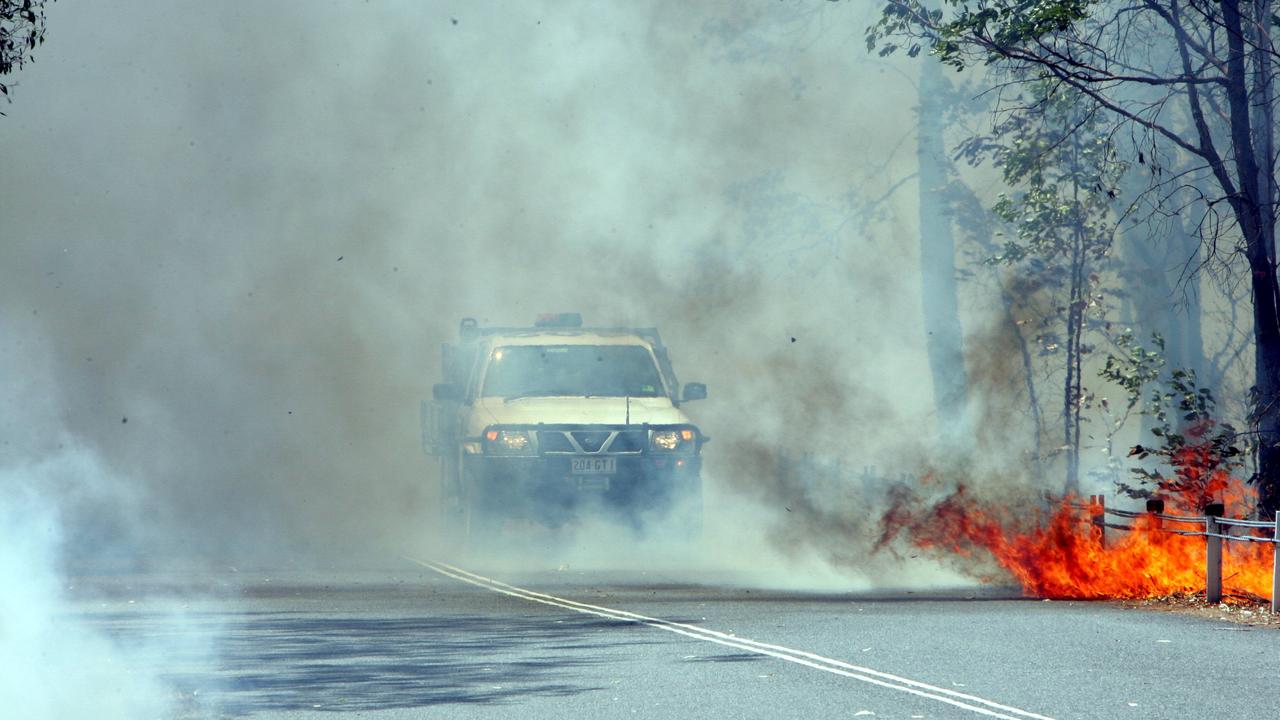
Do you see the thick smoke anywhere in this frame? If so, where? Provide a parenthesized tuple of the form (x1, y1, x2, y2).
(0, 318, 213, 718)
(0, 450, 176, 719)
(1, 1, 996, 585)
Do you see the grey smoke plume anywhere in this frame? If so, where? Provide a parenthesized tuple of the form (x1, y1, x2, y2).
(0, 0, 1002, 581)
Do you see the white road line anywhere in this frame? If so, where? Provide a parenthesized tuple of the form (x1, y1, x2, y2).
(407, 558, 1056, 720)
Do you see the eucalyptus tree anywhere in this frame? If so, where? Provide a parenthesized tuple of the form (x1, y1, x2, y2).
(974, 83, 1123, 492)
(869, 0, 1280, 512)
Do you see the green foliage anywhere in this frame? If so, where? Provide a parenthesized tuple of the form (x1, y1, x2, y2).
(978, 82, 1121, 374)
(937, 1, 1095, 68)
(978, 84, 1122, 269)
(867, 1, 1098, 69)
(1100, 332, 1243, 504)
(1098, 331, 1164, 410)
(0, 0, 51, 107)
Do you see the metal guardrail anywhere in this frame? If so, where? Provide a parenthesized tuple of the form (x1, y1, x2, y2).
(1074, 495, 1280, 612)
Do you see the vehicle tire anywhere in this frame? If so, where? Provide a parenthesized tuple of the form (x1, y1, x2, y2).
(461, 469, 502, 555)
(675, 477, 704, 545)
(436, 458, 467, 552)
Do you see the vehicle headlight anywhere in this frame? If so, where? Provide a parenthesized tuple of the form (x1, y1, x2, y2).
(650, 427, 696, 452)
(484, 429, 533, 454)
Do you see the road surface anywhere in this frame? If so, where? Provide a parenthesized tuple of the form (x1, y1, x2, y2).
(67, 560, 1280, 719)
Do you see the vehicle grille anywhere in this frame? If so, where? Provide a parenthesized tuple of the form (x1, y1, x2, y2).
(537, 432, 576, 453)
(574, 431, 610, 452)
(537, 428, 646, 455)
(609, 430, 646, 453)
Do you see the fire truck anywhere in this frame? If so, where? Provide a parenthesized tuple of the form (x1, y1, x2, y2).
(423, 314, 708, 540)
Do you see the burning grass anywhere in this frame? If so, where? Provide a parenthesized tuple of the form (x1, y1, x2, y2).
(876, 476, 1276, 602)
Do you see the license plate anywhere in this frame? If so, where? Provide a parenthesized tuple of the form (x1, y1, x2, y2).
(571, 457, 616, 475)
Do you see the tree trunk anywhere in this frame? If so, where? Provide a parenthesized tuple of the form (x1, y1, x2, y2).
(1251, 0, 1275, 272)
(1248, 237, 1280, 515)
(916, 46, 968, 440)
(999, 278, 1045, 484)
(1254, 0, 1280, 515)
(1063, 177, 1086, 494)
(1223, 0, 1280, 514)
(1170, 222, 1208, 381)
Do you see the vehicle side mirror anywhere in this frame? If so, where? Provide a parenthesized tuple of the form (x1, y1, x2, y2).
(433, 383, 464, 403)
(682, 382, 707, 402)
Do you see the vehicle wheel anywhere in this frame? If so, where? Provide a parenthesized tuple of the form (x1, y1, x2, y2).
(435, 459, 468, 553)
(437, 490, 466, 549)
(462, 475, 502, 555)
(675, 478, 703, 545)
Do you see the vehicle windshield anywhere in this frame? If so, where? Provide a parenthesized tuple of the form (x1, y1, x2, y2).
(481, 345, 665, 398)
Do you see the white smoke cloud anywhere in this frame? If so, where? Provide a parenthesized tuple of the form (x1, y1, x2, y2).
(0, 316, 215, 720)
(0, 448, 177, 720)
(0, 315, 186, 717)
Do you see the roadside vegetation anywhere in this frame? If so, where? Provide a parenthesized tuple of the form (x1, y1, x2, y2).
(866, 0, 1279, 517)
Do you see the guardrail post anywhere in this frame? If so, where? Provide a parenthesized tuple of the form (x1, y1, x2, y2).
(1146, 498, 1164, 531)
(1272, 515, 1280, 615)
(1089, 495, 1106, 548)
(1205, 503, 1224, 604)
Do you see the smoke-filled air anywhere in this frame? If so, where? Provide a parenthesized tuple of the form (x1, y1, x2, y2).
(5, 1, 1280, 718)
(1, 2, 955, 575)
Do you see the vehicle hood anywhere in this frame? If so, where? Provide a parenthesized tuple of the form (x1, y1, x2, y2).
(468, 396, 692, 432)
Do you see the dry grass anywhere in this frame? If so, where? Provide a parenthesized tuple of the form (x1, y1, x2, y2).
(1111, 591, 1280, 628)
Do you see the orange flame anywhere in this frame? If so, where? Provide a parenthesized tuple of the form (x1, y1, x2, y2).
(878, 475, 1275, 601)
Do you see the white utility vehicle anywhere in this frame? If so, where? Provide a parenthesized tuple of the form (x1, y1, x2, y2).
(423, 314, 707, 538)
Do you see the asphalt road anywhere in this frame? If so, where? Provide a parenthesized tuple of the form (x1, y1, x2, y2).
(67, 561, 1280, 719)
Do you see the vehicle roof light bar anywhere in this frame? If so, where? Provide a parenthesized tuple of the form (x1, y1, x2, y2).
(534, 312, 583, 328)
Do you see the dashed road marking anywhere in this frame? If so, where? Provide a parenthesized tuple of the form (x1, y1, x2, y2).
(408, 558, 1055, 720)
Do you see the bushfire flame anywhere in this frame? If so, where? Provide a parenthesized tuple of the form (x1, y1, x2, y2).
(878, 469, 1275, 601)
